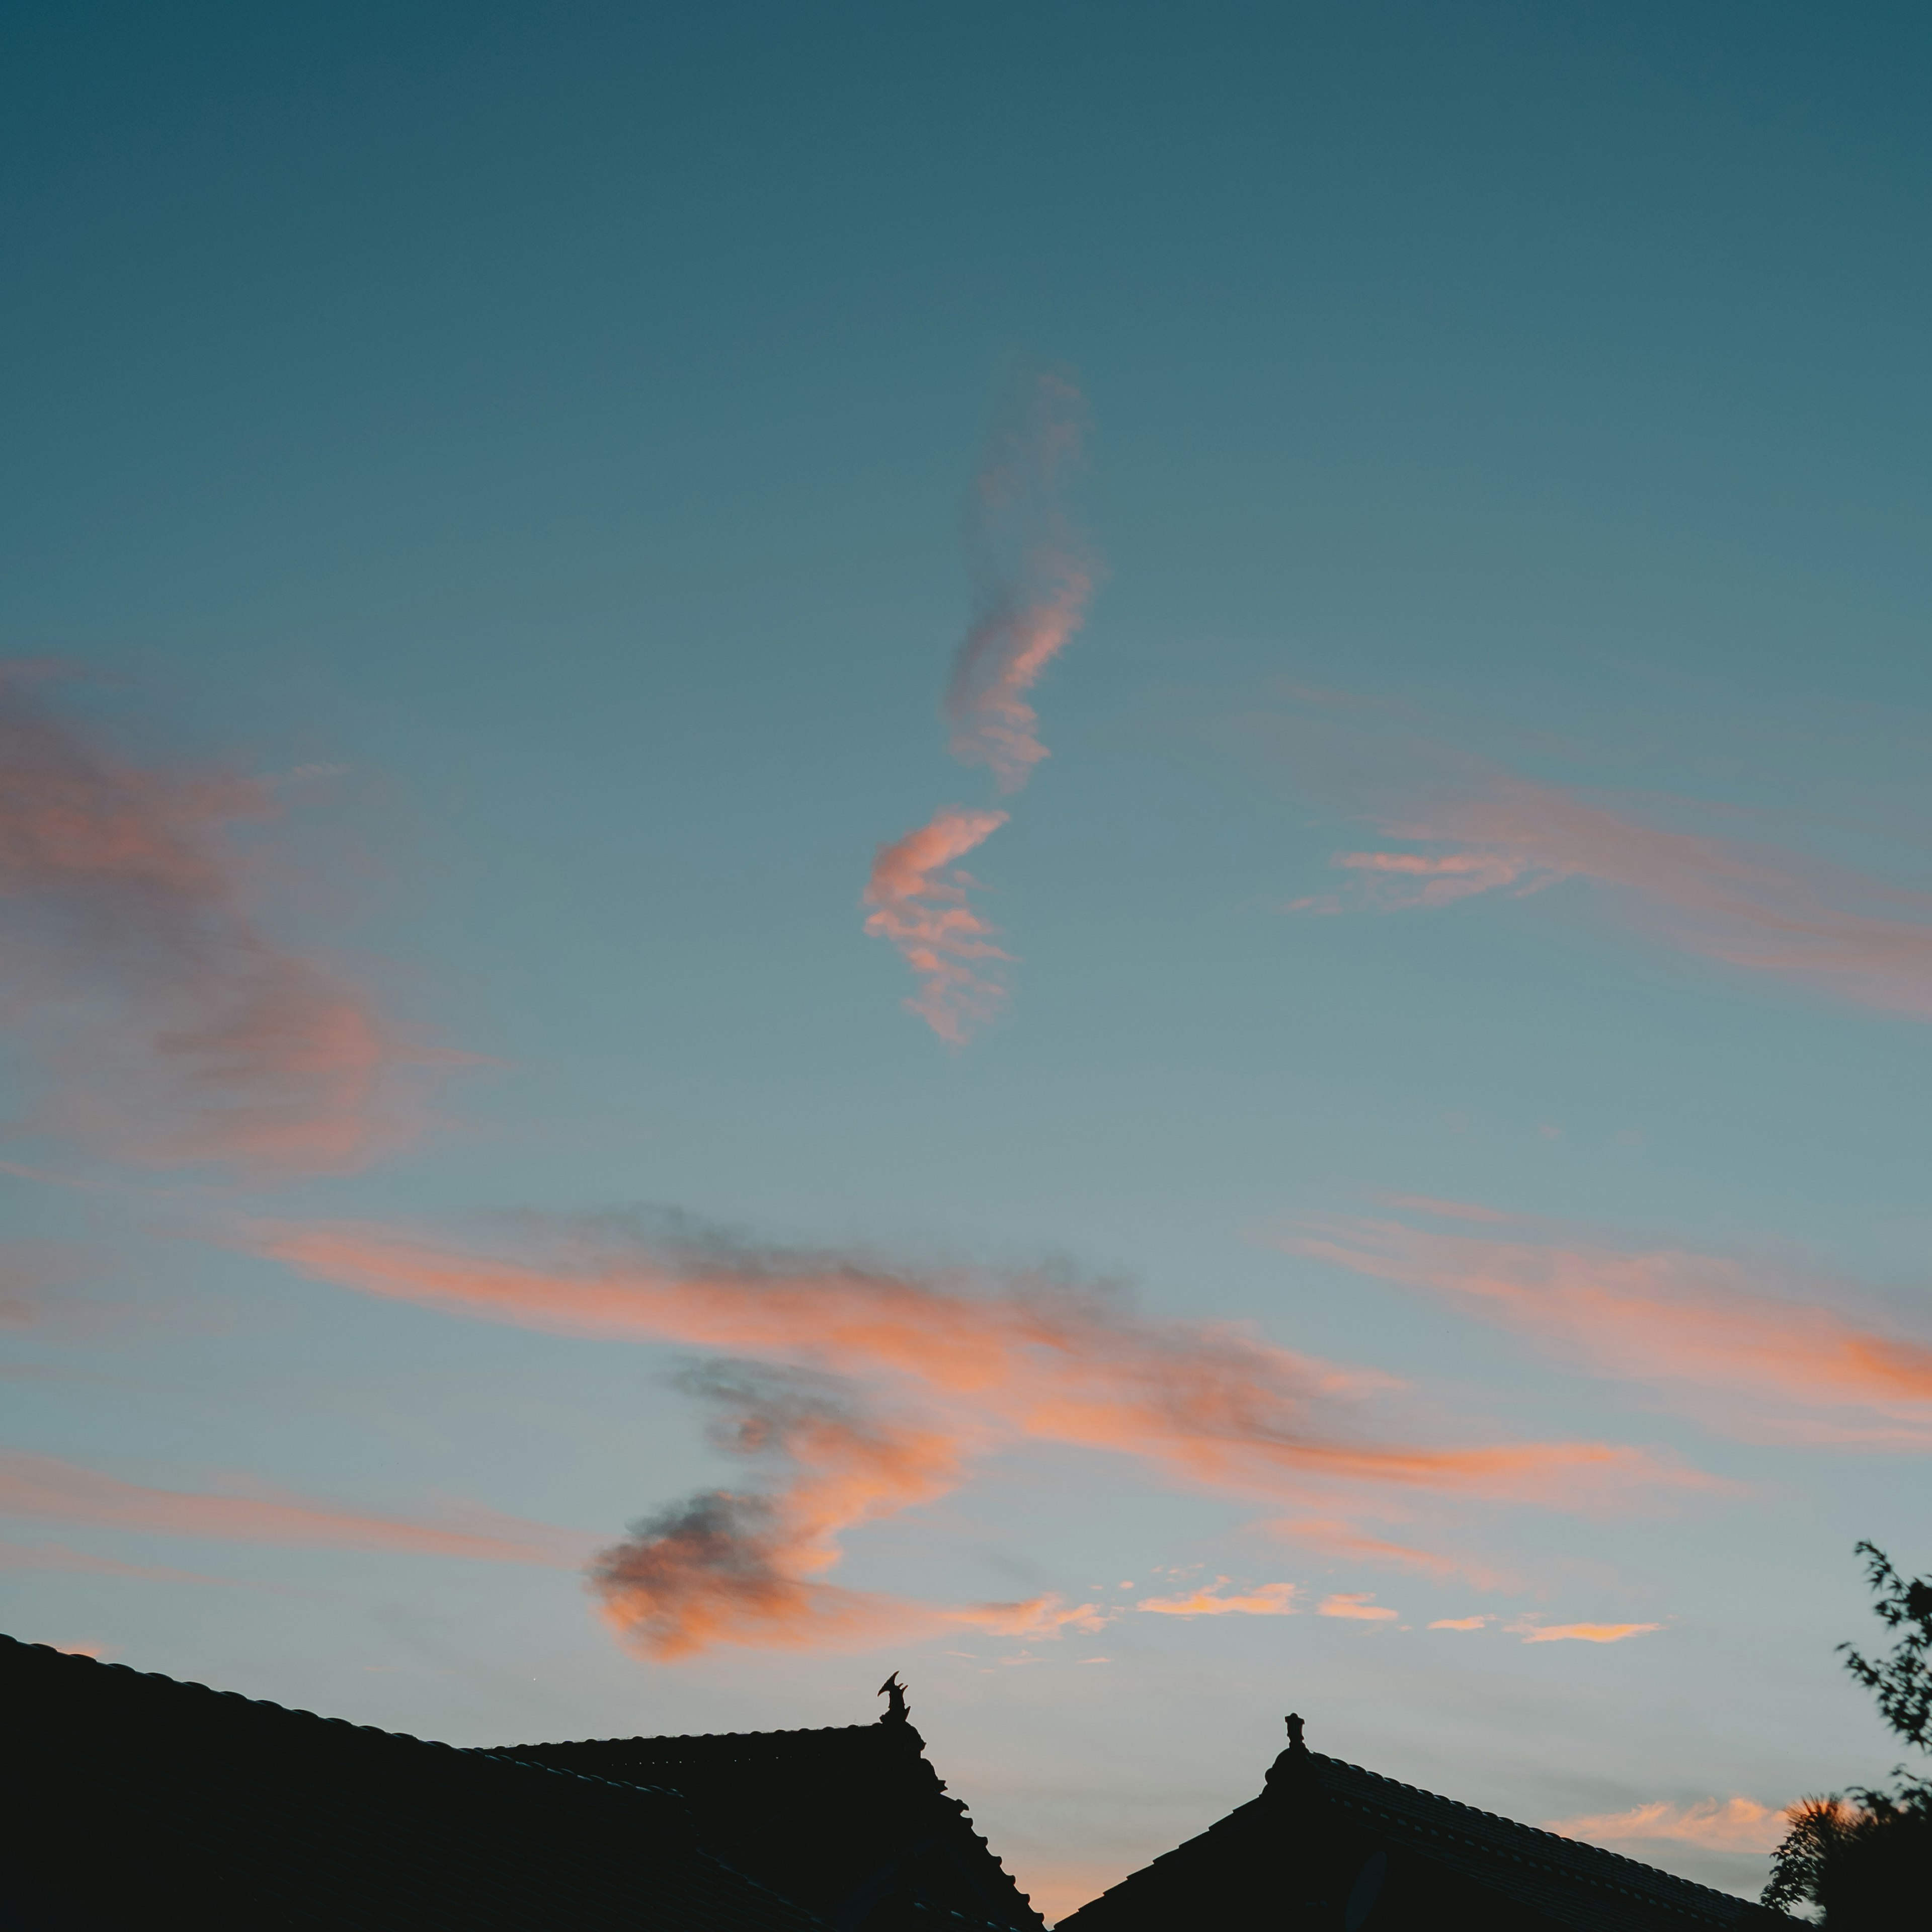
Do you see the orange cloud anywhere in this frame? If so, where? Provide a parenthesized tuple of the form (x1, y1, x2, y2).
(1427, 1616, 1492, 1631)
(956, 1592, 1115, 1638)
(1318, 1592, 1398, 1621)
(0, 1451, 587, 1565)
(1266, 1514, 1518, 1591)
(1138, 1579, 1298, 1617)
(1292, 763, 1932, 1021)
(590, 1362, 970, 1658)
(1545, 1797, 1789, 1855)
(1275, 1203, 1932, 1448)
(862, 806, 1011, 1043)
(242, 1216, 1719, 1655)
(945, 372, 1097, 793)
(0, 666, 453, 1175)
(1509, 1619, 1660, 1644)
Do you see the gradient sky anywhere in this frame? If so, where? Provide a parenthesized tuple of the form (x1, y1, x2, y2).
(5, 4, 1931, 1919)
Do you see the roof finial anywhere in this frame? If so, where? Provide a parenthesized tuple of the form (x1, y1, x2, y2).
(877, 1671, 909, 1723)
(1284, 1712, 1307, 1751)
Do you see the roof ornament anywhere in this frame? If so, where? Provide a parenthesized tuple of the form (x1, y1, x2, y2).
(877, 1671, 910, 1724)
(1284, 1712, 1307, 1751)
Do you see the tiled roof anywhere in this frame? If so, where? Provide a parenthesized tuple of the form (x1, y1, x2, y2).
(500, 1720, 1044, 1932)
(1309, 1752, 1785, 1931)
(0, 1632, 824, 1932)
(1058, 1745, 1791, 1931)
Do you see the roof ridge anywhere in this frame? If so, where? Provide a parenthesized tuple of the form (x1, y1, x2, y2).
(510, 1722, 895, 1747)
(1312, 1753, 1767, 1911)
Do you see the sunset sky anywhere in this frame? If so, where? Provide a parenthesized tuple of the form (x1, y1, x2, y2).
(4, 4, 1931, 1920)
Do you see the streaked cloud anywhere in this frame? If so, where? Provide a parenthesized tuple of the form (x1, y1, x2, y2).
(1265, 1513, 1518, 1591)
(1545, 1797, 1789, 1855)
(959, 1593, 1115, 1638)
(0, 1536, 246, 1586)
(1291, 762, 1932, 1021)
(1427, 1615, 1493, 1631)
(0, 1450, 587, 1565)
(945, 372, 1096, 793)
(1318, 1591, 1398, 1621)
(0, 666, 454, 1176)
(1137, 1579, 1299, 1617)
(590, 1361, 970, 1658)
(243, 1213, 1720, 1654)
(862, 805, 1010, 1043)
(1509, 1618, 1660, 1644)
(1275, 1201, 1932, 1447)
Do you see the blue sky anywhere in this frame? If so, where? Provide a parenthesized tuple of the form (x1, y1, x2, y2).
(4, 4, 1930, 1917)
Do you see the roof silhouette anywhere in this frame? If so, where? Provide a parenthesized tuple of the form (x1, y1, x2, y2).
(1057, 1729, 1791, 1931)
(498, 1710, 1043, 1930)
(0, 1632, 1040, 1932)
(0, 1632, 821, 1930)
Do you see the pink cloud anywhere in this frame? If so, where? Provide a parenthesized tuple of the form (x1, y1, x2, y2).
(242, 1215, 1720, 1655)
(862, 806, 1011, 1043)
(0, 666, 455, 1175)
(1318, 1591, 1398, 1621)
(1509, 1618, 1660, 1644)
(1275, 1203, 1932, 1448)
(1265, 1514, 1518, 1591)
(957, 1593, 1116, 1638)
(0, 1451, 588, 1565)
(1545, 1797, 1789, 1855)
(1427, 1615, 1492, 1631)
(1137, 1579, 1299, 1617)
(944, 373, 1097, 793)
(1292, 765, 1932, 1020)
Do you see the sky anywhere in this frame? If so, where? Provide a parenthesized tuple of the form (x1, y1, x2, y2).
(3, 1, 1931, 1918)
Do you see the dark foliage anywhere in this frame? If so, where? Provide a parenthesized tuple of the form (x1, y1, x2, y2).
(1761, 1543, 1932, 1925)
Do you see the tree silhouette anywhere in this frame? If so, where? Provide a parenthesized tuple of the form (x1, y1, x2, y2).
(1762, 1543, 1931, 1924)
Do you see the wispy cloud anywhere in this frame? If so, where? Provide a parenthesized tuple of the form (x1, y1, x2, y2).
(244, 1215, 1715, 1654)
(1508, 1618, 1660, 1644)
(0, 666, 454, 1176)
(958, 1592, 1115, 1638)
(0, 1450, 588, 1565)
(1545, 1797, 1788, 1854)
(1318, 1591, 1398, 1621)
(1274, 1201, 1932, 1448)
(862, 806, 1010, 1043)
(864, 374, 1099, 1041)
(590, 1361, 970, 1657)
(1427, 1615, 1493, 1631)
(0, 1536, 246, 1586)
(1291, 760, 1932, 1021)
(945, 372, 1096, 793)
(1137, 1579, 1298, 1617)
(1265, 1513, 1518, 1590)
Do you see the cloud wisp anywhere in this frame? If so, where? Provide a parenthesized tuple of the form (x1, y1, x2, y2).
(0, 1450, 589, 1565)
(245, 1213, 1718, 1654)
(1509, 1618, 1660, 1644)
(861, 806, 1011, 1043)
(1545, 1798, 1788, 1855)
(1291, 760, 1932, 1022)
(0, 666, 452, 1176)
(864, 374, 1098, 1040)
(945, 373, 1097, 793)
(1275, 1201, 1932, 1448)
(1136, 1579, 1299, 1617)
(1318, 1591, 1399, 1622)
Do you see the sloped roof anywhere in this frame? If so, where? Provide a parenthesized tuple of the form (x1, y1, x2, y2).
(1308, 1751, 1784, 1930)
(500, 1716, 1044, 1932)
(1058, 1741, 1790, 1931)
(0, 1633, 823, 1932)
